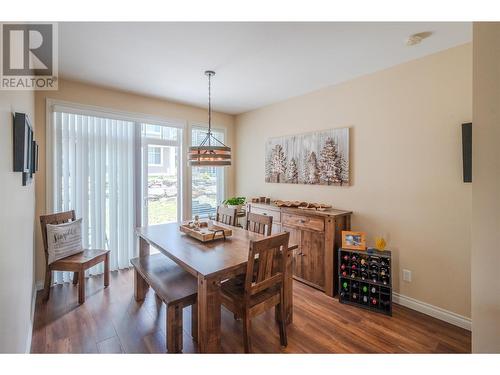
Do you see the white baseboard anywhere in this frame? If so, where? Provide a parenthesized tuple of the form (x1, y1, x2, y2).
(393, 292, 471, 331)
(25, 282, 39, 353)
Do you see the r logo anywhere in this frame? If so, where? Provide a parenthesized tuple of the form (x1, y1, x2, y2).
(2, 24, 53, 76)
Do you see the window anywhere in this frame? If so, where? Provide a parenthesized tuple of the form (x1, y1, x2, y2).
(148, 146, 162, 166)
(48, 101, 229, 283)
(191, 126, 225, 218)
(141, 123, 182, 226)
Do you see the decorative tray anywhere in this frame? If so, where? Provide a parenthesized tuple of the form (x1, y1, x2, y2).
(179, 221, 232, 242)
(274, 200, 332, 210)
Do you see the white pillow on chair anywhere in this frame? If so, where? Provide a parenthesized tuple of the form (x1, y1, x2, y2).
(46, 218, 83, 264)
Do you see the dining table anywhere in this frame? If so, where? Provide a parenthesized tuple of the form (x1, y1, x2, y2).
(136, 221, 297, 353)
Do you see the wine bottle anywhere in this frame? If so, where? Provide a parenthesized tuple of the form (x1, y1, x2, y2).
(362, 285, 368, 294)
(363, 295, 368, 303)
(352, 293, 358, 300)
(371, 272, 378, 282)
(351, 263, 357, 270)
(371, 286, 377, 294)
(351, 271, 357, 278)
(371, 297, 378, 305)
(351, 255, 357, 261)
(342, 271, 347, 277)
(352, 282, 359, 289)
(343, 254, 349, 261)
(341, 263, 346, 270)
(342, 281, 349, 290)
(361, 271, 368, 280)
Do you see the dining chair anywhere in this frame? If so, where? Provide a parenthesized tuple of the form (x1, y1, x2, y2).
(216, 205, 237, 226)
(40, 210, 110, 304)
(220, 232, 290, 353)
(246, 212, 273, 236)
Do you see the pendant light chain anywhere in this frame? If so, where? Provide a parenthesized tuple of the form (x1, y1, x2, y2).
(208, 71, 211, 146)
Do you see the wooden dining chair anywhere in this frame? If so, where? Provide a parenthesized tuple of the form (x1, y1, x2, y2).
(40, 210, 110, 304)
(246, 212, 273, 236)
(220, 232, 290, 353)
(216, 205, 237, 226)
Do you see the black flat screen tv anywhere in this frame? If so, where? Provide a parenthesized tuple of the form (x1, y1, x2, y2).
(462, 122, 472, 183)
(13, 112, 37, 186)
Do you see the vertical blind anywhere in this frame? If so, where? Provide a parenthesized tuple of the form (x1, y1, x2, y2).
(52, 111, 136, 283)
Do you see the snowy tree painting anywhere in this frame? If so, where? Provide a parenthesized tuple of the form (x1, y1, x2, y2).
(265, 127, 349, 186)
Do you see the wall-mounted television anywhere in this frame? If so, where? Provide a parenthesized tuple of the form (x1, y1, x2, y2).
(462, 122, 472, 183)
(13, 112, 38, 186)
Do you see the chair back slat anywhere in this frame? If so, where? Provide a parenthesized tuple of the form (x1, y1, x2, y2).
(245, 232, 289, 297)
(246, 212, 273, 236)
(39, 210, 76, 261)
(216, 206, 237, 226)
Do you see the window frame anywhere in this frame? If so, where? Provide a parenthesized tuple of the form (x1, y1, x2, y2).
(46, 99, 230, 226)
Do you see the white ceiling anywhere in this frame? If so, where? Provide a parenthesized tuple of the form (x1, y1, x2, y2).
(59, 22, 471, 115)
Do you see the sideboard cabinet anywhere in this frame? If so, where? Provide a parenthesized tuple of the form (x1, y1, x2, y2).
(247, 202, 352, 297)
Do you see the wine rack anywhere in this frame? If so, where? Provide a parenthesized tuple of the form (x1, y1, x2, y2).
(338, 248, 392, 316)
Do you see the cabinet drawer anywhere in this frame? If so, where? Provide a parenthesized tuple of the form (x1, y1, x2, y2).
(250, 207, 281, 223)
(282, 213, 324, 232)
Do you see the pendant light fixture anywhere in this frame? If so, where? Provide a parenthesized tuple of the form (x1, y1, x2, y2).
(188, 70, 231, 167)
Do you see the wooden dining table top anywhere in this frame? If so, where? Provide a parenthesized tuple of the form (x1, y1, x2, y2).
(136, 222, 298, 279)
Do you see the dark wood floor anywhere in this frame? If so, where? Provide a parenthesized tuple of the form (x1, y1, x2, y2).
(31, 269, 471, 353)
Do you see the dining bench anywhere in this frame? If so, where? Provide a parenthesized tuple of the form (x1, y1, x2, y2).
(130, 254, 198, 353)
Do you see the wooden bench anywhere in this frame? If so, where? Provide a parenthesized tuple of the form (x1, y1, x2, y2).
(130, 254, 198, 353)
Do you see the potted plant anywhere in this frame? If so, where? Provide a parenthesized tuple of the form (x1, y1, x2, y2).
(223, 196, 246, 211)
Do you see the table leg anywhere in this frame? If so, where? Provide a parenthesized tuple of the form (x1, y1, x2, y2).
(197, 275, 221, 353)
(139, 236, 150, 257)
(138, 236, 150, 295)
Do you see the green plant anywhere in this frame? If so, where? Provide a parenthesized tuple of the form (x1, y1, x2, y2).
(223, 196, 246, 206)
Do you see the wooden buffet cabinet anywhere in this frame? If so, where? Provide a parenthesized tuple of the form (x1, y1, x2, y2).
(247, 202, 352, 297)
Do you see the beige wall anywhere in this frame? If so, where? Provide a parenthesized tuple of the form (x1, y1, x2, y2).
(235, 44, 472, 317)
(472, 23, 500, 352)
(34, 79, 235, 283)
(0, 91, 36, 352)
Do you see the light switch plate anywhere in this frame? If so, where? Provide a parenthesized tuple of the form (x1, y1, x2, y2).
(403, 269, 412, 282)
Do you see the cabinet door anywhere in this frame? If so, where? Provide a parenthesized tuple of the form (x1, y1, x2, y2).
(301, 229, 326, 290)
(283, 225, 302, 279)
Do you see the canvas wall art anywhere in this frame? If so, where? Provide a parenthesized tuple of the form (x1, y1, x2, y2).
(265, 127, 349, 186)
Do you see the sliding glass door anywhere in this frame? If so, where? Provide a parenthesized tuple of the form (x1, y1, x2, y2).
(48, 102, 227, 281)
(141, 124, 183, 226)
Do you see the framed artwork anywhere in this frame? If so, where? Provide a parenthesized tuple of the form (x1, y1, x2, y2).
(265, 127, 349, 186)
(342, 231, 366, 250)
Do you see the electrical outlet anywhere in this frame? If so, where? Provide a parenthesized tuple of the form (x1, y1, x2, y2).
(403, 269, 412, 282)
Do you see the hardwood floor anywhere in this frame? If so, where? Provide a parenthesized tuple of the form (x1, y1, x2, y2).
(31, 269, 471, 353)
